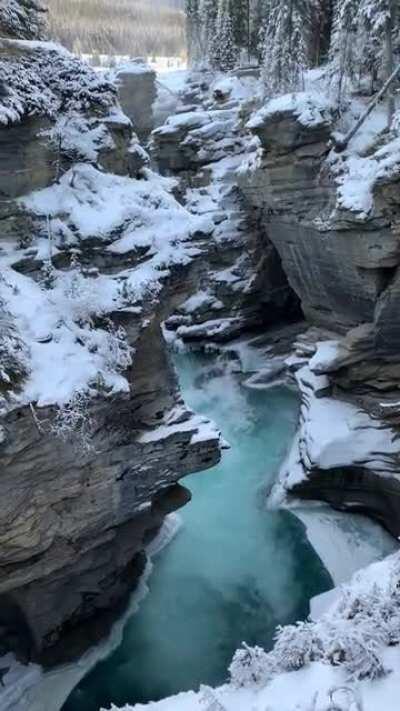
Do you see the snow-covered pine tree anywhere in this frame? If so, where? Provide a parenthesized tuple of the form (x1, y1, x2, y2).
(186, 0, 202, 64)
(262, 0, 312, 95)
(249, 0, 271, 62)
(0, 0, 46, 40)
(310, 0, 333, 65)
(230, 0, 250, 61)
(358, 0, 398, 121)
(329, 0, 360, 105)
(330, 0, 398, 119)
(201, 0, 219, 61)
(210, 0, 239, 72)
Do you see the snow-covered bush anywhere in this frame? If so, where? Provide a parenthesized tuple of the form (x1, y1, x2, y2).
(60, 267, 114, 325)
(50, 390, 94, 452)
(229, 643, 270, 688)
(0, 320, 29, 396)
(86, 324, 133, 374)
(0, 43, 117, 126)
(0, 0, 46, 40)
(230, 555, 400, 690)
(0, 285, 30, 403)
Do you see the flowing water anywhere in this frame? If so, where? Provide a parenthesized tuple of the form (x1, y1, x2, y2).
(63, 352, 333, 710)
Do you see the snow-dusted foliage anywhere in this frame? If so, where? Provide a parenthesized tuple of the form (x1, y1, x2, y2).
(0, 42, 117, 126)
(185, 0, 202, 64)
(230, 553, 400, 691)
(200, 0, 218, 60)
(0, 294, 29, 409)
(329, 0, 396, 102)
(0, 0, 46, 40)
(50, 390, 95, 452)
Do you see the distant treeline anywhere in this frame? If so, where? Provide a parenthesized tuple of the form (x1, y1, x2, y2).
(47, 0, 186, 58)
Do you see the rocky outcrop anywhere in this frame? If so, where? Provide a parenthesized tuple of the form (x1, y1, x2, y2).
(236, 93, 400, 535)
(116, 61, 157, 143)
(0, 41, 222, 665)
(152, 75, 300, 345)
(0, 343, 220, 663)
(239, 94, 400, 346)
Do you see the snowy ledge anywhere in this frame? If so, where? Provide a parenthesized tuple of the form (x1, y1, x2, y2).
(274, 362, 400, 498)
(247, 91, 334, 131)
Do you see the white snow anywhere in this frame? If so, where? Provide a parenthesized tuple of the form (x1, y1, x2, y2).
(248, 91, 334, 130)
(138, 407, 221, 445)
(293, 365, 398, 476)
(295, 505, 397, 589)
(0, 162, 213, 410)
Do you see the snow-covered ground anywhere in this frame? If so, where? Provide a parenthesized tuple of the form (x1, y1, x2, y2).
(0, 163, 212, 412)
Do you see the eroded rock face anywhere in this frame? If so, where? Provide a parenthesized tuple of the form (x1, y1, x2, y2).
(0, 42, 222, 664)
(116, 61, 157, 143)
(0, 270, 221, 663)
(239, 104, 400, 345)
(238, 99, 400, 535)
(151, 78, 300, 345)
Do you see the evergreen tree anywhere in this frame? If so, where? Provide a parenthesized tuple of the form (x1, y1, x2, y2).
(0, 0, 46, 39)
(210, 0, 239, 71)
(249, 0, 271, 62)
(201, 0, 219, 60)
(330, 0, 398, 110)
(186, 0, 202, 64)
(262, 0, 312, 95)
(230, 0, 250, 59)
(310, 0, 333, 65)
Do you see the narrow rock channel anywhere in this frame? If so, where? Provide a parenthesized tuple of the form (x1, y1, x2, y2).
(62, 352, 332, 710)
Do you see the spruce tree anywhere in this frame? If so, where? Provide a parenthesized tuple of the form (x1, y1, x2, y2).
(186, 0, 202, 64)
(330, 0, 398, 111)
(0, 0, 46, 40)
(230, 0, 250, 60)
(249, 0, 271, 62)
(201, 0, 219, 61)
(262, 0, 312, 95)
(210, 0, 239, 71)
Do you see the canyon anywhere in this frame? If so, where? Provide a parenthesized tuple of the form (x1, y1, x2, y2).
(1, 15, 400, 711)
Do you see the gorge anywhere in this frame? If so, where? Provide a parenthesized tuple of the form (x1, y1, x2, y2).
(2, 2, 400, 710)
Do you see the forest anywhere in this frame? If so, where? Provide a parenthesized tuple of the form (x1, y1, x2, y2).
(47, 0, 186, 58)
(187, 0, 399, 112)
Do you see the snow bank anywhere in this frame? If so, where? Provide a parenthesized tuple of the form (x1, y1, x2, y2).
(247, 91, 334, 131)
(331, 136, 400, 219)
(0, 40, 116, 125)
(1, 163, 212, 410)
(277, 364, 399, 490)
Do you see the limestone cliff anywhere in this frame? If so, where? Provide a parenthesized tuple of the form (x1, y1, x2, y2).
(0, 42, 221, 664)
(238, 91, 400, 536)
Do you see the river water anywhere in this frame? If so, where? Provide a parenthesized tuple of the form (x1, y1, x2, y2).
(63, 352, 333, 710)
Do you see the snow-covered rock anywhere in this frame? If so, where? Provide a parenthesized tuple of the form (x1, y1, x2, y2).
(0, 41, 222, 665)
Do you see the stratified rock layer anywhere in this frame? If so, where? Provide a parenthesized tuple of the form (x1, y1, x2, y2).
(116, 61, 156, 142)
(0, 42, 221, 664)
(239, 96, 400, 535)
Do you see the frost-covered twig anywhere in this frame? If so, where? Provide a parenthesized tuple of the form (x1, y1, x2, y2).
(50, 391, 95, 453)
